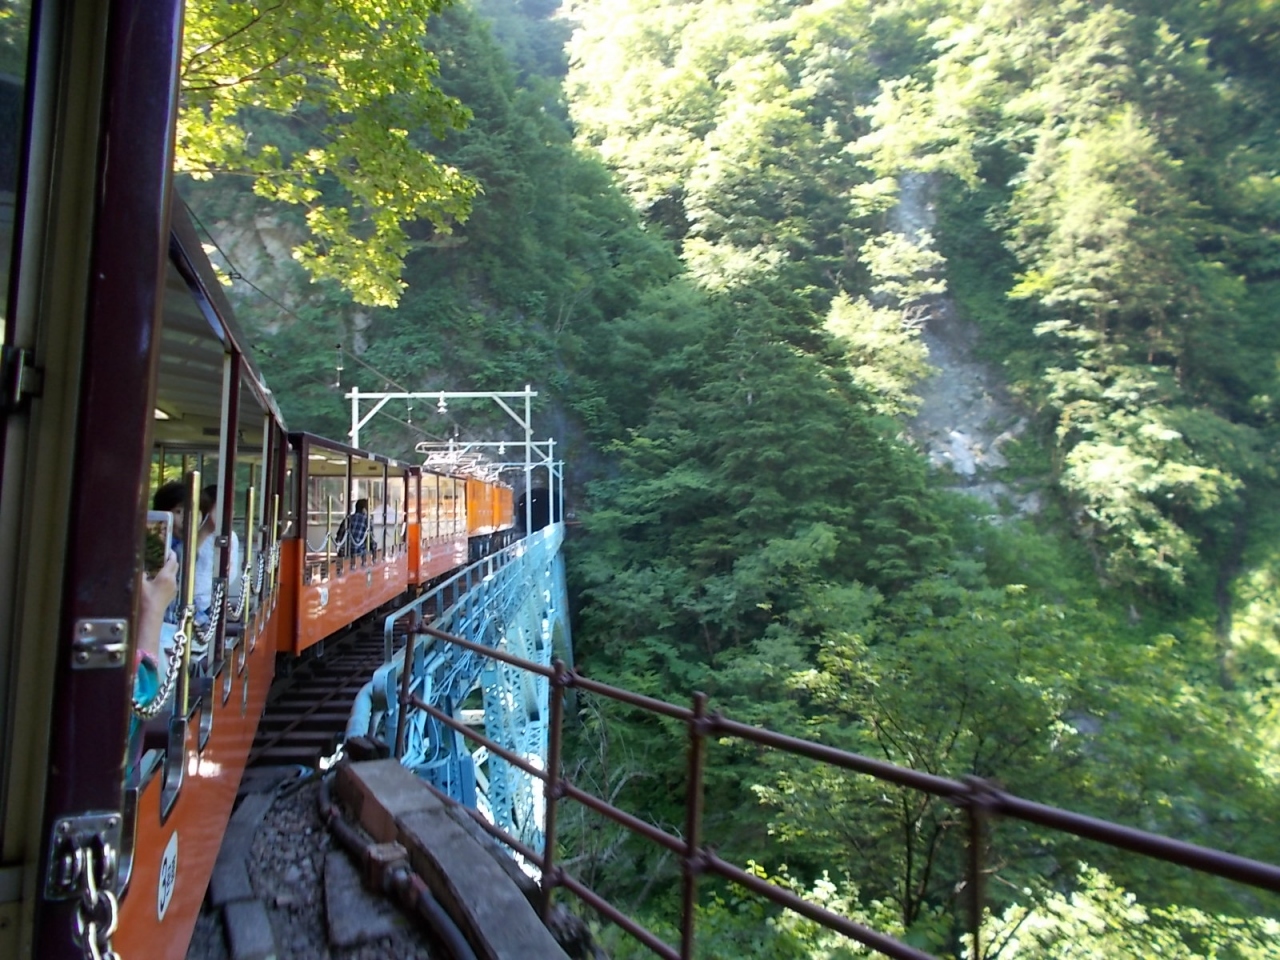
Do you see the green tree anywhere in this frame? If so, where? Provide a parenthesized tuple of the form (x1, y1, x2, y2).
(982, 867, 1280, 960)
(825, 231, 945, 415)
(181, 0, 479, 306)
(854, 0, 1280, 590)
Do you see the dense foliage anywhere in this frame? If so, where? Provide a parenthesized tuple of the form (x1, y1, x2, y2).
(188, 0, 1280, 955)
(181, 0, 479, 305)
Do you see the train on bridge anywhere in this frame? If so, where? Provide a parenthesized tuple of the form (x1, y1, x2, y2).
(5, 5, 1279, 960)
(0, 3, 526, 958)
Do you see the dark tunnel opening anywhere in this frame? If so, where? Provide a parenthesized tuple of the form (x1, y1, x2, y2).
(516, 487, 559, 532)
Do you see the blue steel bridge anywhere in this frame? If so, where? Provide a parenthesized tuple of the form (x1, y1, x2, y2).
(348, 522, 569, 857)
(343, 518, 1280, 960)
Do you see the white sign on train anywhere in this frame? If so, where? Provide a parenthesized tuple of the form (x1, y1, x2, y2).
(158, 830, 178, 921)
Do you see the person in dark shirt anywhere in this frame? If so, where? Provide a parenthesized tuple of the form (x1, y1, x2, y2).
(337, 498, 371, 557)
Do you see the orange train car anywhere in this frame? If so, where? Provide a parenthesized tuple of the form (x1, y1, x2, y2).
(465, 474, 516, 539)
(114, 210, 291, 960)
(277, 434, 413, 655)
(0, 7, 301, 949)
(497, 483, 515, 531)
(464, 474, 517, 563)
(466, 476, 495, 535)
(0, 5, 525, 957)
(409, 467, 471, 586)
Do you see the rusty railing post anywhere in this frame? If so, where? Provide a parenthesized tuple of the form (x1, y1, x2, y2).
(964, 777, 991, 960)
(394, 627, 418, 758)
(541, 659, 568, 919)
(680, 693, 709, 960)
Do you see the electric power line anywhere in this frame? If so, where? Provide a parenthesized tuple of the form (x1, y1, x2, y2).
(183, 199, 453, 445)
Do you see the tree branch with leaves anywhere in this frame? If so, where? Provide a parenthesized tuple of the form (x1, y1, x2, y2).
(179, 0, 479, 306)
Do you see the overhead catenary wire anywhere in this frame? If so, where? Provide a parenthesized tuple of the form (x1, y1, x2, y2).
(252, 343, 447, 444)
(183, 198, 457, 446)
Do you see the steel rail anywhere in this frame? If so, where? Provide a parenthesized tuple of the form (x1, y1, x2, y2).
(704, 714, 1280, 892)
(709, 713, 957, 795)
(996, 792, 1280, 891)
(559, 782, 686, 855)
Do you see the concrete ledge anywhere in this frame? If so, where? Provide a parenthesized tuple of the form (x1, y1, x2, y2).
(337, 759, 570, 960)
(208, 856, 254, 907)
(336, 757, 430, 843)
(209, 790, 278, 907)
(444, 802, 541, 908)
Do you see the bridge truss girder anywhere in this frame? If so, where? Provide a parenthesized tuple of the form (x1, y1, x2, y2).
(352, 525, 569, 856)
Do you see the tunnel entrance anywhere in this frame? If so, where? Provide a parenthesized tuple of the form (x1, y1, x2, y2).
(516, 487, 558, 532)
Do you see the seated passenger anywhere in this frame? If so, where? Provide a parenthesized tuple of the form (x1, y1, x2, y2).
(336, 498, 372, 558)
(151, 480, 192, 625)
(151, 480, 240, 629)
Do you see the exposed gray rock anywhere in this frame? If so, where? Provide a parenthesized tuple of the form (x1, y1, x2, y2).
(892, 172, 1039, 518)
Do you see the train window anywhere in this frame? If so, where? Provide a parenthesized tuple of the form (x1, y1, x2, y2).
(350, 454, 383, 564)
(283, 438, 298, 539)
(441, 476, 461, 538)
(405, 472, 419, 552)
(132, 257, 235, 776)
(456, 477, 468, 536)
(231, 371, 267, 622)
(423, 472, 440, 542)
(305, 448, 348, 583)
(0, 1, 33, 346)
(386, 468, 406, 556)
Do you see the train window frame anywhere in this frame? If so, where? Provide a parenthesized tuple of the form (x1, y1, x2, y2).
(300, 435, 351, 585)
(387, 466, 406, 558)
(126, 245, 241, 837)
(349, 453, 383, 567)
(0, 27, 48, 763)
(423, 471, 439, 543)
(227, 366, 267, 627)
(0, 0, 38, 365)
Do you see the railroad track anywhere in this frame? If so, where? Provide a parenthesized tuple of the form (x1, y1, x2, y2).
(248, 618, 407, 769)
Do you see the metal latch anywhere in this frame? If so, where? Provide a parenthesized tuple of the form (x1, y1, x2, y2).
(44, 813, 122, 900)
(2, 345, 42, 413)
(71, 620, 128, 670)
(45, 813, 123, 960)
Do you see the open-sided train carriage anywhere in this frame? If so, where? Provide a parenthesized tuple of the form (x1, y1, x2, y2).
(465, 474, 516, 563)
(279, 434, 414, 655)
(412, 464, 473, 585)
(0, 5, 522, 957)
(0, 4, 282, 956)
(120, 206, 290, 960)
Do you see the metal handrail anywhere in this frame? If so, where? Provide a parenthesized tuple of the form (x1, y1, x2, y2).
(394, 622, 1280, 960)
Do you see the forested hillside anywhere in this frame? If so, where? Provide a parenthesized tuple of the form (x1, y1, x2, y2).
(182, 0, 1280, 955)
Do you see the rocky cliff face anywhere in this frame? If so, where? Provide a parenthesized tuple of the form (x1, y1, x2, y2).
(890, 172, 1039, 516)
(206, 212, 375, 351)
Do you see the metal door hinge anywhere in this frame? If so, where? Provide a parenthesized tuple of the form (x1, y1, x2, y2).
(72, 619, 128, 669)
(2, 345, 42, 413)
